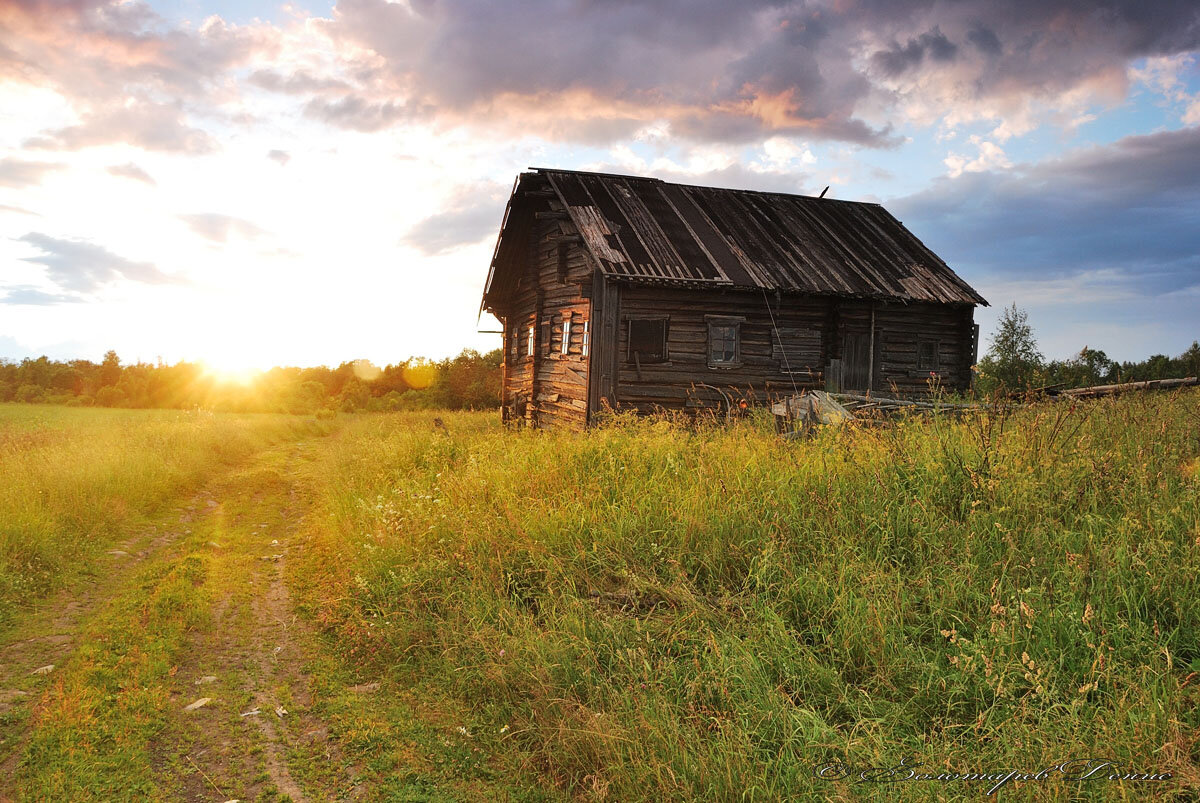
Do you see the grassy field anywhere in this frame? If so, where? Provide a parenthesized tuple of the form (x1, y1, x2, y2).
(297, 395, 1199, 800)
(1, 395, 1198, 799)
(0, 406, 323, 628)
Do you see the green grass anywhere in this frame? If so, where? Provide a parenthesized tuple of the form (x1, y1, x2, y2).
(0, 405, 325, 626)
(295, 396, 1200, 800)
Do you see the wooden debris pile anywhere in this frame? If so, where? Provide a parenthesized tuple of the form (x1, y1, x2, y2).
(773, 376, 1198, 438)
(772, 391, 981, 438)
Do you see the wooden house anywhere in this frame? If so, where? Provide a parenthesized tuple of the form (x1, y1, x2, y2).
(480, 168, 987, 429)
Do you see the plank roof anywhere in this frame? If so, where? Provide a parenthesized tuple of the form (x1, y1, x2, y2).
(481, 168, 987, 311)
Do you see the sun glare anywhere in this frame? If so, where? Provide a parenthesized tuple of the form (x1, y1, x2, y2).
(200, 359, 262, 386)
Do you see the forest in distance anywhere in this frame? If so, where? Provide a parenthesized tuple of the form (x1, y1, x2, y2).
(0, 348, 503, 414)
(1, 328, 1198, 415)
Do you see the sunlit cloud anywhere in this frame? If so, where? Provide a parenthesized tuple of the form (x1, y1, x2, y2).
(107, 161, 156, 185)
(177, 213, 267, 243)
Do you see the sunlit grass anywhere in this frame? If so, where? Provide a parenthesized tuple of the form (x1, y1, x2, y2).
(295, 394, 1200, 800)
(0, 405, 324, 626)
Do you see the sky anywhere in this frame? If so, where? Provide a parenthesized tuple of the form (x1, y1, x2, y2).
(1, 0, 1198, 372)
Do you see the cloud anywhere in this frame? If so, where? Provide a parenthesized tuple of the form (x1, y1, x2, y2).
(282, 0, 1200, 146)
(0, 158, 62, 188)
(892, 125, 1200, 296)
(1, 2, 276, 153)
(248, 69, 349, 94)
(6, 0, 1200, 152)
(107, 162, 156, 185)
(0, 285, 83, 306)
(871, 26, 958, 77)
(25, 100, 217, 153)
(178, 213, 267, 243)
(266, 149, 290, 165)
(0, 204, 41, 216)
(401, 181, 509, 255)
(17, 232, 182, 294)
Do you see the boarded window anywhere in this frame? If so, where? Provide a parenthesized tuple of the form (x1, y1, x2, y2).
(540, 321, 551, 357)
(628, 318, 667, 363)
(918, 339, 940, 371)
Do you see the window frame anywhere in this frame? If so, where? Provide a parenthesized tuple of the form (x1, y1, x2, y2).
(706, 315, 744, 369)
(625, 317, 669, 364)
(917, 338, 941, 372)
(526, 324, 535, 358)
(561, 315, 572, 356)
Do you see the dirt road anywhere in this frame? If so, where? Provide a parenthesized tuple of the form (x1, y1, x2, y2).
(0, 441, 360, 800)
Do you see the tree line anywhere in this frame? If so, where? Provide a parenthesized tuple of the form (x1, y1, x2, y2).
(0, 349, 502, 414)
(975, 305, 1199, 394)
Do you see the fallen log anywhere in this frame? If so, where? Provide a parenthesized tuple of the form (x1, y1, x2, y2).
(1058, 376, 1198, 399)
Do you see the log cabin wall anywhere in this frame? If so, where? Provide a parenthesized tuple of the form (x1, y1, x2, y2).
(611, 286, 976, 412)
(613, 285, 830, 413)
(872, 301, 976, 394)
(500, 219, 592, 429)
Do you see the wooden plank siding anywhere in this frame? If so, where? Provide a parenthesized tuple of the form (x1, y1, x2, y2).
(498, 220, 592, 428)
(611, 287, 976, 413)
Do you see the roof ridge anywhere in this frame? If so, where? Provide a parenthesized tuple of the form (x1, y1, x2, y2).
(531, 166, 885, 206)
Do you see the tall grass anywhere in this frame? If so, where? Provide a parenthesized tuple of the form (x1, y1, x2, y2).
(297, 394, 1200, 800)
(0, 405, 322, 626)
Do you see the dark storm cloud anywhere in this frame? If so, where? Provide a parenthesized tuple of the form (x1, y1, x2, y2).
(871, 27, 958, 77)
(966, 26, 1002, 56)
(178, 213, 267, 243)
(6, 0, 1200, 149)
(289, 0, 1200, 143)
(891, 126, 1200, 294)
(17, 232, 182, 294)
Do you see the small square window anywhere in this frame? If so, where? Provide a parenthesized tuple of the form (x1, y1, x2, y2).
(707, 317, 742, 367)
(917, 339, 940, 371)
(628, 318, 667, 363)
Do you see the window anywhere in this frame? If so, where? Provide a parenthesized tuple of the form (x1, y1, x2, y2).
(527, 325, 535, 357)
(581, 320, 590, 358)
(627, 318, 668, 363)
(706, 316, 743, 368)
(540, 321, 551, 357)
(561, 316, 572, 355)
(917, 339, 940, 371)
